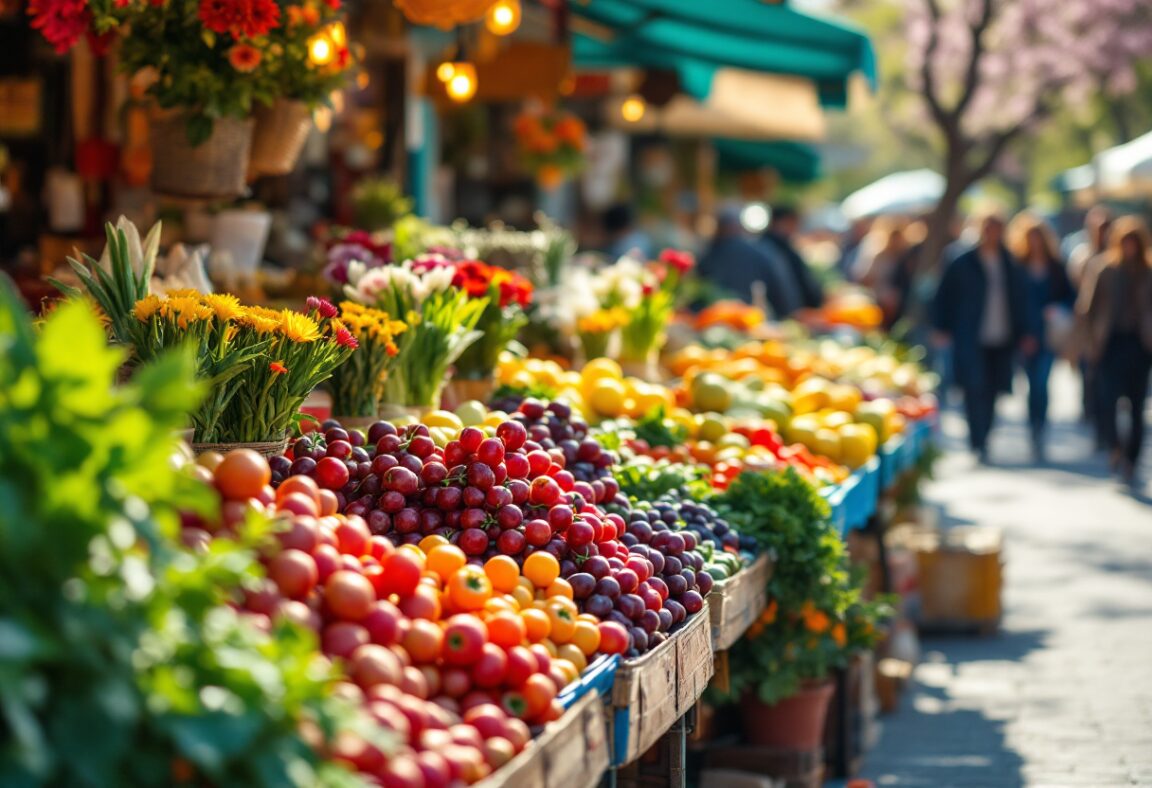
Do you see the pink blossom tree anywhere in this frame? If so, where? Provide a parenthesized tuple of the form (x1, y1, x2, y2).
(906, 0, 1152, 269)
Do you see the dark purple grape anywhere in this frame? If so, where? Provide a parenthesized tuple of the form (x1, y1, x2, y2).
(569, 573, 596, 600)
(290, 456, 317, 476)
(594, 576, 621, 600)
(681, 590, 704, 615)
(639, 609, 660, 634)
(585, 594, 613, 618)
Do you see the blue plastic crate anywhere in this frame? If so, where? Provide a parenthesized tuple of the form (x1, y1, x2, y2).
(558, 653, 619, 709)
(823, 457, 880, 537)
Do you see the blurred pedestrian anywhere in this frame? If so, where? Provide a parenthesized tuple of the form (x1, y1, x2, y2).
(851, 217, 909, 325)
(932, 213, 1031, 463)
(761, 205, 825, 309)
(1008, 212, 1076, 462)
(1077, 216, 1152, 485)
(698, 206, 802, 319)
(837, 217, 872, 279)
(1068, 207, 1113, 439)
(602, 203, 653, 261)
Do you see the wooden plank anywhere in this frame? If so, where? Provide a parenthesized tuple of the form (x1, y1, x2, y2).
(610, 631, 679, 765)
(674, 602, 714, 715)
(708, 555, 773, 651)
(477, 693, 608, 788)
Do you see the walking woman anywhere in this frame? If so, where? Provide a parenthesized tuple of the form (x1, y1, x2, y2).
(1078, 217, 1152, 485)
(1008, 213, 1076, 461)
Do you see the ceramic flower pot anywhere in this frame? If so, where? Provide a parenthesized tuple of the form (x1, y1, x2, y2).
(738, 680, 836, 750)
(150, 111, 253, 200)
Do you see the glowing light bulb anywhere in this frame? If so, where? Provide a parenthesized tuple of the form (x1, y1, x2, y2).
(485, 0, 521, 35)
(309, 35, 334, 66)
(436, 61, 456, 83)
(445, 63, 478, 103)
(329, 21, 346, 47)
(620, 95, 645, 123)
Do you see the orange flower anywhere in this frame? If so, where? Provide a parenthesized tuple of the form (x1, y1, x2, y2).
(831, 622, 847, 647)
(553, 115, 585, 146)
(269, 360, 288, 375)
(228, 42, 262, 72)
(801, 601, 830, 633)
(759, 599, 778, 625)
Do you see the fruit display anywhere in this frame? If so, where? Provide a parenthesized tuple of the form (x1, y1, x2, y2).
(273, 400, 712, 658)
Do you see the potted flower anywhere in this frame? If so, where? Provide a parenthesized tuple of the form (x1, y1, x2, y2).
(351, 176, 415, 232)
(712, 468, 891, 750)
(326, 300, 408, 423)
(28, 0, 356, 197)
(344, 255, 487, 412)
(513, 106, 587, 190)
(248, 4, 356, 177)
(576, 307, 628, 363)
(445, 260, 533, 406)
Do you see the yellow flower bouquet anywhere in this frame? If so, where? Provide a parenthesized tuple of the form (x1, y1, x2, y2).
(326, 301, 408, 419)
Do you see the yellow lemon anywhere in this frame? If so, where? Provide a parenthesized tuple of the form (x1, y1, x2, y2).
(454, 400, 488, 427)
(696, 413, 730, 444)
(588, 378, 627, 417)
(581, 357, 623, 386)
(422, 409, 464, 430)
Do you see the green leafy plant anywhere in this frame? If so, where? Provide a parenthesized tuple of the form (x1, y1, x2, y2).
(352, 177, 414, 232)
(0, 281, 373, 786)
(711, 468, 891, 703)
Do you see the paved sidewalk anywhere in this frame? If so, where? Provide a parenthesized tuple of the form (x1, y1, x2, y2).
(859, 365, 1152, 787)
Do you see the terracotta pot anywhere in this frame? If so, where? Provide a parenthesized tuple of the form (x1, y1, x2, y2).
(248, 99, 312, 178)
(739, 680, 835, 750)
(150, 111, 253, 200)
(442, 377, 495, 411)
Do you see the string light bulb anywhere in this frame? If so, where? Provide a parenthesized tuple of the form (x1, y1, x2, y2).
(436, 61, 456, 82)
(485, 0, 521, 36)
(445, 62, 478, 103)
(620, 94, 646, 123)
(308, 34, 334, 66)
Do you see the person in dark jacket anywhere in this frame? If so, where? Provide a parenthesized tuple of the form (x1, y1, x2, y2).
(1077, 216, 1152, 485)
(761, 205, 825, 310)
(1007, 213, 1076, 461)
(698, 207, 802, 318)
(932, 213, 1032, 463)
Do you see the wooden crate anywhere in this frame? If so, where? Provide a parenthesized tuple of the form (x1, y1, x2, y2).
(477, 692, 608, 788)
(708, 554, 773, 651)
(610, 603, 714, 766)
(912, 525, 1003, 633)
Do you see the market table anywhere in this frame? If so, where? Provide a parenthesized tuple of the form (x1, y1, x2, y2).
(823, 456, 881, 537)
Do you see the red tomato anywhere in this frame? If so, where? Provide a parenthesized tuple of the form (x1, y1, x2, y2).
(463, 704, 508, 740)
(348, 643, 403, 688)
(402, 619, 444, 664)
(504, 645, 536, 688)
(376, 551, 422, 597)
(334, 517, 370, 556)
(441, 667, 471, 699)
(322, 621, 369, 659)
(471, 643, 509, 689)
(441, 615, 488, 667)
(325, 570, 375, 620)
(399, 585, 442, 621)
(214, 449, 271, 501)
(597, 621, 630, 654)
(276, 475, 320, 506)
(361, 600, 404, 646)
(266, 549, 318, 600)
(522, 673, 556, 719)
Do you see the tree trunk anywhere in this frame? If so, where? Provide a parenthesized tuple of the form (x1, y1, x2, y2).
(918, 178, 966, 277)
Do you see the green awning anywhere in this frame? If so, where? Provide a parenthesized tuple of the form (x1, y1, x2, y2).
(571, 0, 875, 108)
(714, 138, 822, 183)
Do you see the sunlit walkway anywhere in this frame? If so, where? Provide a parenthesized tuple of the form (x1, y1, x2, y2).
(861, 365, 1152, 787)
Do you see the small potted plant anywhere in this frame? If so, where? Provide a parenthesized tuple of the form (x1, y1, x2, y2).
(576, 307, 628, 363)
(445, 259, 533, 406)
(712, 467, 891, 750)
(351, 177, 415, 232)
(326, 300, 408, 424)
(344, 255, 487, 412)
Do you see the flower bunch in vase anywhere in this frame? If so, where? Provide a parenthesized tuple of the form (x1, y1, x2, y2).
(512, 106, 587, 190)
(345, 256, 488, 410)
(576, 307, 628, 362)
(128, 292, 357, 444)
(323, 229, 392, 288)
(326, 300, 408, 420)
(449, 260, 534, 382)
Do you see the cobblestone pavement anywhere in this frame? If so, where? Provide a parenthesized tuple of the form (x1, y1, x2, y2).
(859, 365, 1152, 788)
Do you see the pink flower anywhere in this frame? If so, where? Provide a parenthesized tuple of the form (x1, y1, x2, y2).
(306, 296, 339, 319)
(334, 327, 359, 349)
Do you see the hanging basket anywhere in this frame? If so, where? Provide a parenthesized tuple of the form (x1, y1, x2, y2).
(150, 111, 253, 200)
(392, 0, 496, 27)
(248, 99, 313, 179)
(191, 438, 290, 458)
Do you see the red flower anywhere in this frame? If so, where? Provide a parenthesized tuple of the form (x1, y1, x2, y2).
(306, 296, 339, 319)
(334, 328, 359, 350)
(323, 0, 340, 8)
(228, 42, 262, 72)
(451, 260, 495, 300)
(269, 361, 288, 375)
(28, 0, 91, 55)
(200, 0, 280, 39)
(659, 249, 695, 274)
(492, 270, 533, 309)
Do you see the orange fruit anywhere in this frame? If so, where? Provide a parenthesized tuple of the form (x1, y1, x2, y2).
(545, 578, 573, 600)
(546, 601, 577, 643)
(418, 534, 450, 553)
(521, 608, 551, 642)
(484, 555, 521, 593)
(487, 611, 527, 648)
(558, 643, 587, 673)
(523, 552, 560, 589)
(426, 545, 467, 581)
(571, 620, 601, 656)
(539, 638, 559, 658)
(484, 597, 515, 615)
(511, 585, 534, 611)
(446, 565, 492, 612)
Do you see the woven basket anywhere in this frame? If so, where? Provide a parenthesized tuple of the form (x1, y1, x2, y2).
(191, 438, 289, 458)
(248, 99, 312, 179)
(151, 111, 254, 200)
